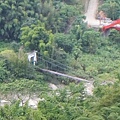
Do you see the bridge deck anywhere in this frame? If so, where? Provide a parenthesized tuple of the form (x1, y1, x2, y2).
(39, 68, 93, 83)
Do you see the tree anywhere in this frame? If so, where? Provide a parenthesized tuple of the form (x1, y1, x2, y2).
(109, 29, 120, 44)
(0, 101, 46, 120)
(0, 0, 25, 41)
(20, 21, 55, 57)
(54, 33, 74, 53)
(99, 0, 120, 20)
(0, 0, 42, 41)
(0, 56, 10, 82)
(0, 49, 35, 79)
(81, 30, 101, 54)
(72, 46, 82, 60)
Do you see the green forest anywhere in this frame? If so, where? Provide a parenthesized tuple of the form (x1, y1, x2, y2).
(0, 0, 120, 119)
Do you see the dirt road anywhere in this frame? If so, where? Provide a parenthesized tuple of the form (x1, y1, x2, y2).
(85, 0, 100, 25)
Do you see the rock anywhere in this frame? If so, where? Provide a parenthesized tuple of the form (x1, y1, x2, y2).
(84, 83, 94, 95)
(0, 100, 11, 106)
(49, 83, 58, 90)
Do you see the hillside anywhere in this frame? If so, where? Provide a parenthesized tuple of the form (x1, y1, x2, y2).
(0, 0, 120, 119)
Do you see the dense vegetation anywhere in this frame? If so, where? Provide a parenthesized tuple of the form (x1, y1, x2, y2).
(0, 0, 120, 119)
(0, 81, 120, 120)
(99, 0, 120, 20)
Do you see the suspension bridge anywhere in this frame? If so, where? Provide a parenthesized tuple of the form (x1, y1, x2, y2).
(33, 53, 93, 83)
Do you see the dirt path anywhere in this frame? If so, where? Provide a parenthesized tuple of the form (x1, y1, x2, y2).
(85, 0, 100, 25)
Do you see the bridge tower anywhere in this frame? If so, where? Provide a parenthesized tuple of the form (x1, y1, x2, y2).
(27, 51, 37, 65)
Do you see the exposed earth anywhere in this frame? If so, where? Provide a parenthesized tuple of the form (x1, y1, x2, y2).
(85, 0, 100, 25)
